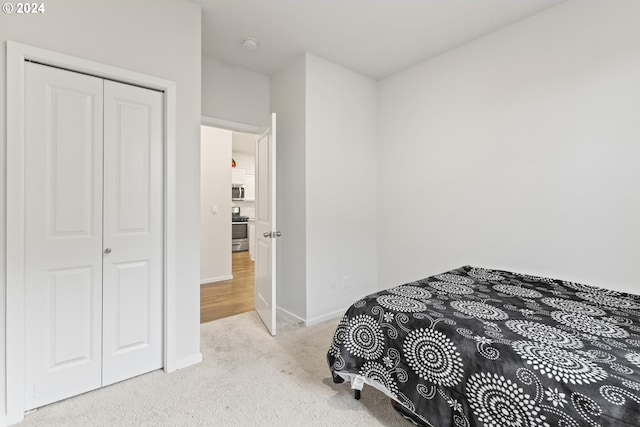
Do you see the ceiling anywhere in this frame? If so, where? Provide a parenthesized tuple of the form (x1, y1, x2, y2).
(194, 0, 565, 80)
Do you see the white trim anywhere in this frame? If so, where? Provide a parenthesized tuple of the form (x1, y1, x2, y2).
(277, 306, 346, 327)
(174, 352, 203, 370)
(276, 306, 305, 324)
(201, 115, 260, 134)
(5, 41, 178, 424)
(163, 82, 178, 375)
(6, 41, 26, 426)
(200, 275, 233, 285)
(304, 307, 349, 326)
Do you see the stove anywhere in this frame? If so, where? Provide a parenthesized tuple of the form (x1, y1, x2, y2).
(232, 214, 249, 223)
(232, 207, 249, 252)
(232, 206, 248, 222)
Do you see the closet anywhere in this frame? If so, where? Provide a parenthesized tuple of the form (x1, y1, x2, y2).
(23, 62, 164, 410)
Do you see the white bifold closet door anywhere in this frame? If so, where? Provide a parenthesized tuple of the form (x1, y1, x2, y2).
(24, 62, 163, 410)
(102, 79, 163, 386)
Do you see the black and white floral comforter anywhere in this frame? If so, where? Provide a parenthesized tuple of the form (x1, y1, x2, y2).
(327, 266, 640, 426)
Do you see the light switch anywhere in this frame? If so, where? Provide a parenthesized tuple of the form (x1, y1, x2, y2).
(210, 205, 218, 214)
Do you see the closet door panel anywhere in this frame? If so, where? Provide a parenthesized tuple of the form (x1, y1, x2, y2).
(112, 261, 151, 351)
(102, 80, 164, 385)
(24, 62, 104, 410)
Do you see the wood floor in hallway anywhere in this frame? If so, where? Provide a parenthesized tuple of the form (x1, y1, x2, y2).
(200, 251, 255, 323)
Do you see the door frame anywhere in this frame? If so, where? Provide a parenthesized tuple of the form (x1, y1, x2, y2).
(5, 41, 178, 424)
(200, 116, 278, 330)
(201, 115, 260, 134)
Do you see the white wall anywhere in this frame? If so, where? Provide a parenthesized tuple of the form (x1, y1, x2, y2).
(0, 0, 202, 420)
(232, 132, 256, 173)
(378, 0, 640, 293)
(305, 54, 378, 322)
(202, 55, 270, 127)
(270, 54, 378, 323)
(271, 55, 308, 321)
(201, 126, 232, 283)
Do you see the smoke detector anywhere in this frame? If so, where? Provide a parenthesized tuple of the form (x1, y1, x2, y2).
(242, 38, 259, 50)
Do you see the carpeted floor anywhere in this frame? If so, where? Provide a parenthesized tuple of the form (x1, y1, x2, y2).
(19, 311, 410, 426)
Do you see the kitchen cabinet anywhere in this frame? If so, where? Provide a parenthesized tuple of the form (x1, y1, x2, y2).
(244, 174, 255, 201)
(231, 168, 245, 186)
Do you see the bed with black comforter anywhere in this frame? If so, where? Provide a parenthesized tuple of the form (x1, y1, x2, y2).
(327, 266, 640, 426)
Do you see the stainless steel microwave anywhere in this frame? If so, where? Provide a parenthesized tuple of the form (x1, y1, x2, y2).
(232, 186, 244, 200)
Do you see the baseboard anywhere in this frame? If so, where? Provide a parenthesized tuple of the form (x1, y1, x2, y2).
(304, 307, 349, 326)
(174, 352, 203, 370)
(200, 275, 233, 285)
(276, 306, 348, 327)
(276, 306, 305, 324)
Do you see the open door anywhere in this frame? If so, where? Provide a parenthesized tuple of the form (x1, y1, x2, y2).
(255, 113, 278, 335)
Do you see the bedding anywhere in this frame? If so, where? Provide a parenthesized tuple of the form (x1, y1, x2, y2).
(327, 265, 640, 426)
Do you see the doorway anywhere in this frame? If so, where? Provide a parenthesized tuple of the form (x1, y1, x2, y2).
(200, 125, 257, 323)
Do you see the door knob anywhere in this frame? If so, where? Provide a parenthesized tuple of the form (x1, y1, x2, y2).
(104, 248, 112, 254)
(263, 231, 282, 238)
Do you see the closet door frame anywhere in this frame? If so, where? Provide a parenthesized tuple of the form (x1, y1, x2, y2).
(5, 41, 179, 424)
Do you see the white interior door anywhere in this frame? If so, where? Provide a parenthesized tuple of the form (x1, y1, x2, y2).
(255, 113, 277, 335)
(102, 81, 164, 385)
(23, 62, 164, 409)
(24, 62, 104, 409)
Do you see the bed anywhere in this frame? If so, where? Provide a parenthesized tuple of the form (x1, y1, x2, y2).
(327, 265, 640, 426)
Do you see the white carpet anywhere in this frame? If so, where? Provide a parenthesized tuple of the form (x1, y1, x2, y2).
(19, 311, 410, 426)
